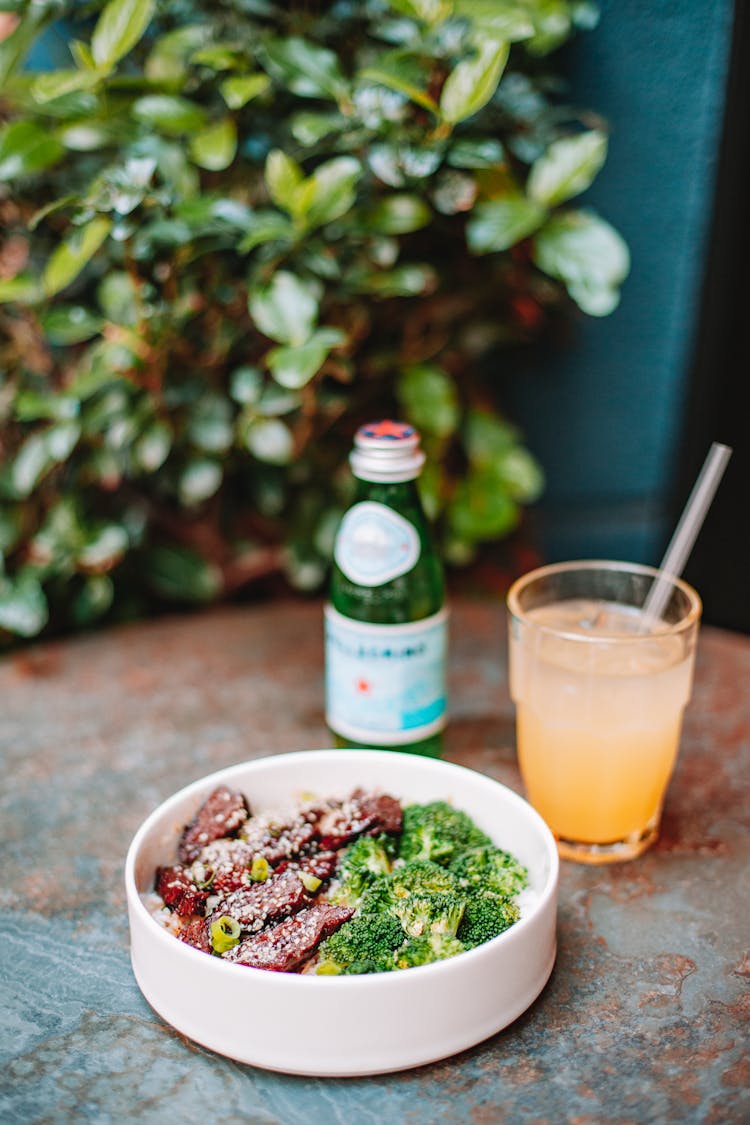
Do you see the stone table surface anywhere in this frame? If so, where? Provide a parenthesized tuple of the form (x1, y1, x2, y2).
(1, 599, 748, 1125)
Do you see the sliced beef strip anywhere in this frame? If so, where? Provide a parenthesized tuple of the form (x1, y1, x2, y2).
(296, 849, 339, 882)
(191, 838, 255, 897)
(239, 813, 318, 867)
(226, 903, 354, 972)
(209, 868, 311, 933)
(179, 917, 212, 954)
(315, 790, 403, 849)
(155, 865, 209, 917)
(179, 786, 250, 863)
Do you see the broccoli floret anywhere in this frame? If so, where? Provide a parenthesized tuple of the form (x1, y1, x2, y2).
(389, 859, 458, 897)
(330, 834, 396, 908)
(399, 801, 491, 866)
(316, 909, 404, 975)
(394, 932, 465, 970)
(457, 891, 521, 949)
(450, 845, 528, 898)
(395, 892, 466, 939)
(387, 861, 467, 938)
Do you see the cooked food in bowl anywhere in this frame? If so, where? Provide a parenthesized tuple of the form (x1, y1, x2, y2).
(125, 750, 558, 1075)
(147, 783, 528, 974)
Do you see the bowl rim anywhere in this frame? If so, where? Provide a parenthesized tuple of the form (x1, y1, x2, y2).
(125, 748, 559, 986)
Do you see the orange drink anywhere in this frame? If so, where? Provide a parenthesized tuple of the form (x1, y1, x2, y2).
(507, 563, 701, 863)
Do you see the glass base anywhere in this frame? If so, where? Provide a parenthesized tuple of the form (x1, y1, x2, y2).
(555, 815, 660, 865)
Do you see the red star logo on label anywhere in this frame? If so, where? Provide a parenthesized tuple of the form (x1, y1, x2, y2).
(359, 420, 414, 441)
(355, 678, 372, 694)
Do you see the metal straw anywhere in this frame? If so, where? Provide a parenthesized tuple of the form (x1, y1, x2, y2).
(640, 442, 733, 631)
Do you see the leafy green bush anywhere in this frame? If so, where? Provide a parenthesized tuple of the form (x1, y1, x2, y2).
(0, 0, 628, 640)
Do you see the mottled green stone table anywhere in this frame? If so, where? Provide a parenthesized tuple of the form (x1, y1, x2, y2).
(2, 600, 748, 1124)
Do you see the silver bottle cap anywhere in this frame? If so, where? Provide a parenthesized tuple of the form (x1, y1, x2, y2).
(350, 420, 426, 482)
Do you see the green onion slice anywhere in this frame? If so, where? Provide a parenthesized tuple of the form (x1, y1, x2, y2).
(249, 856, 270, 882)
(298, 870, 322, 893)
(210, 915, 241, 953)
(194, 866, 215, 890)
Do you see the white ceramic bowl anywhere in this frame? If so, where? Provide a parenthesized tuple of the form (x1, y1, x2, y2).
(125, 749, 558, 1076)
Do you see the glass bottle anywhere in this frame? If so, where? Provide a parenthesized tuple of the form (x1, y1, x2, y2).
(325, 420, 448, 757)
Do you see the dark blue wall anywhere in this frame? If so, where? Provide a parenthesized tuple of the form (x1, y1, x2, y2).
(506, 1, 735, 566)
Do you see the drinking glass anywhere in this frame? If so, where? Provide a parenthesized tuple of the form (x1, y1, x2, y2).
(507, 560, 701, 864)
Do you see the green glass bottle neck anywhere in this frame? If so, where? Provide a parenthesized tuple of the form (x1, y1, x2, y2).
(351, 474, 423, 512)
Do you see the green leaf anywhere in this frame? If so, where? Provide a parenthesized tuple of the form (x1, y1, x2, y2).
(248, 271, 319, 346)
(14, 391, 78, 423)
(40, 305, 103, 345)
(220, 73, 270, 109)
(237, 211, 295, 253)
(144, 24, 208, 82)
(448, 468, 519, 541)
(440, 39, 509, 124)
(359, 62, 438, 115)
(387, 0, 452, 24)
(45, 421, 82, 462)
(447, 137, 505, 169)
(229, 366, 263, 405)
(357, 264, 436, 297)
(0, 121, 64, 181)
(494, 447, 544, 502)
(134, 422, 171, 472)
(191, 44, 242, 70)
(10, 434, 52, 498)
(132, 95, 207, 134)
(265, 149, 304, 213)
(175, 195, 254, 232)
(267, 328, 345, 389)
(366, 194, 431, 235)
(466, 194, 546, 253)
(97, 270, 139, 325)
(32, 68, 102, 104)
(465, 410, 520, 465)
(70, 39, 96, 70)
(533, 209, 630, 316)
(71, 575, 114, 626)
(0, 572, 48, 638)
(243, 419, 294, 465)
(144, 545, 222, 602)
(0, 275, 41, 305)
(77, 524, 129, 570)
(10, 422, 81, 498)
(397, 365, 459, 438)
(452, 0, 535, 40)
(91, 0, 155, 69)
(262, 36, 348, 102)
(189, 118, 237, 171)
(57, 124, 113, 152)
(265, 152, 360, 230)
(179, 460, 223, 505)
(290, 111, 344, 146)
(305, 157, 361, 229)
(43, 218, 112, 297)
(186, 394, 234, 453)
(528, 130, 608, 207)
(526, 0, 573, 55)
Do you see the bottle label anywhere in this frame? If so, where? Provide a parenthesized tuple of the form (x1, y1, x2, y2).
(334, 502, 420, 588)
(325, 605, 448, 745)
